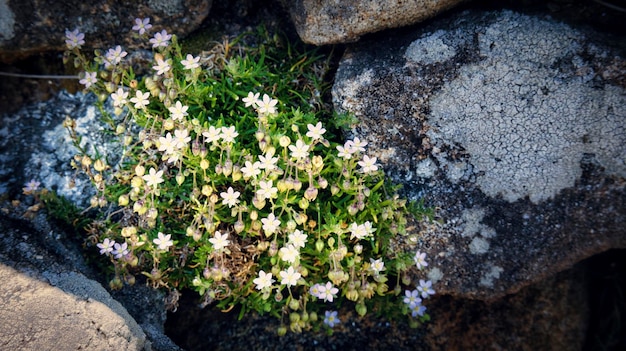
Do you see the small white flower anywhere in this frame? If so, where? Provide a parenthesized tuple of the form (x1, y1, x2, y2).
(104, 45, 127, 67)
(336, 142, 354, 159)
(220, 187, 240, 208)
(288, 139, 309, 160)
(257, 94, 278, 115)
(111, 88, 128, 107)
(261, 213, 280, 235)
(358, 155, 378, 174)
(132, 18, 152, 35)
(181, 54, 200, 70)
(258, 150, 278, 171)
(153, 58, 171, 76)
(209, 231, 230, 251)
(130, 90, 150, 109)
(413, 251, 428, 270)
(97, 238, 116, 255)
(349, 222, 373, 240)
(256, 180, 278, 200)
(279, 266, 301, 287)
(149, 29, 172, 48)
(351, 137, 368, 153)
(112, 242, 129, 259)
(168, 101, 189, 121)
(242, 92, 261, 108)
(79, 71, 97, 89)
(202, 125, 222, 143)
(279, 244, 300, 264)
(158, 132, 176, 154)
(142, 167, 164, 188)
(288, 230, 307, 249)
(65, 29, 85, 49)
(173, 129, 191, 149)
(306, 122, 326, 140)
(220, 126, 238, 143)
(153, 232, 174, 250)
(241, 160, 261, 179)
(317, 282, 338, 302)
(369, 258, 385, 274)
(253, 270, 275, 290)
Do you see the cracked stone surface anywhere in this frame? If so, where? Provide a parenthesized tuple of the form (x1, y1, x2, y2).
(333, 9, 626, 300)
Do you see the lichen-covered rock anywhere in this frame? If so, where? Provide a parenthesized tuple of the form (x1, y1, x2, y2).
(332, 10, 626, 300)
(280, 0, 466, 45)
(0, 0, 212, 63)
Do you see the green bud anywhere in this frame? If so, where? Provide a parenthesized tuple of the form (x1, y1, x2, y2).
(277, 326, 287, 336)
(289, 312, 300, 323)
(289, 298, 300, 311)
(355, 303, 367, 317)
(298, 197, 309, 210)
(315, 239, 324, 252)
(109, 277, 123, 290)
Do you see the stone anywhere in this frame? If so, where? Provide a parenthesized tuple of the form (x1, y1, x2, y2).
(280, 0, 467, 45)
(332, 9, 626, 300)
(0, 0, 213, 63)
(0, 211, 149, 350)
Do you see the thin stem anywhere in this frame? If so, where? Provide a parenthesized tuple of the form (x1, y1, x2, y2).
(0, 71, 79, 79)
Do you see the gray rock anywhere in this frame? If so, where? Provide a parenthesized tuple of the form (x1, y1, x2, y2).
(0, 0, 212, 63)
(281, 0, 466, 45)
(332, 10, 626, 300)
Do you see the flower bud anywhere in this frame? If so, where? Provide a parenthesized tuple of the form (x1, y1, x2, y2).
(201, 184, 212, 197)
(222, 160, 233, 177)
(330, 184, 340, 196)
(279, 135, 291, 147)
(176, 173, 185, 185)
(304, 186, 318, 201)
(317, 177, 328, 189)
(277, 326, 287, 337)
(118, 194, 130, 207)
(200, 159, 210, 170)
(355, 303, 367, 317)
(109, 277, 123, 290)
(298, 198, 309, 210)
(315, 239, 324, 252)
(289, 299, 300, 311)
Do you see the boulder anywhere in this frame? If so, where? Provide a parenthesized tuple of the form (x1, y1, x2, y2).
(280, 0, 467, 45)
(0, 210, 149, 350)
(332, 9, 626, 300)
(0, 0, 213, 63)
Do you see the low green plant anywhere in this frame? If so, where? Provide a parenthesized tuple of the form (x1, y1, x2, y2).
(62, 18, 434, 334)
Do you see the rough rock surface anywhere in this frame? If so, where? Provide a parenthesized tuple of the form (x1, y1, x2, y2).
(281, 0, 467, 45)
(0, 0, 212, 63)
(0, 210, 149, 350)
(333, 9, 626, 300)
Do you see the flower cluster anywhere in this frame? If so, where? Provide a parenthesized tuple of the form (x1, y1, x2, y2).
(64, 20, 434, 334)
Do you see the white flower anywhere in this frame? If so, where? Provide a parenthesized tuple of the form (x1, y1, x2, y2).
(158, 133, 176, 154)
(349, 222, 373, 240)
(220, 126, 238, 143)
(257, 94, 278, 115)
(202, 125, 222, 143)
(261, 213, 280, 235)
(209, 231, 230, 251)
(181, 54, 200, 70)
(173, 129, 191, 149)
(253, 270, 275, 290)
(220, 187, 240, 208)
(104, 45, 127, 67)
(112, 242, 129, 259)
(242, 92, 261, 108)
(111, 88, 128, 107)
(153, 57, 171, 75)
(258, 150, 278, 171)
(279, 244, 300, 264)
(417, 279, 435, 298)
(288, 139, 309, 160)
(241, 160, 261, 179)
(351, 137, 368, 153)
(288, 230, 307, 249)
(142, 167, 164, 188)
(306, 122, 326, 140)
(97, 238, 116, 255)
(153, 232, 174, 250)
(130, 90, 151, 109)
(369, 258, 385, 274)
(413, 251, 428, 270)
(279, 266, 301, 287)
(149, 29, 172, 48)
(65, 29, 85, 49)
(168, 101, 189, 121)
(317, 282, 338, 302)
(256, 180, 278, 200)
(358, 155, 378, 174)
(132, 18, 152, 35)
(79, 71, 97, 89)
(336, 141, 354, 159)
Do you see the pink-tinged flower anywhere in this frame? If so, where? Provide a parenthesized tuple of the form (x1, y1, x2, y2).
(413, 251, 428, 270)
(132, 18, 152, 35)
(79, 71, 97, 89)
(152, 57, 171, 75)
(112, 242, 129, 259)
(65, 29, 85, 49)
(22, 179, 41, 194)
(358, 155, 378, 174)
(97, 238, 116, 255)
(149, 29, 172, 48)
(104, 45, 127, 67)
(181, 54, 200, 70)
